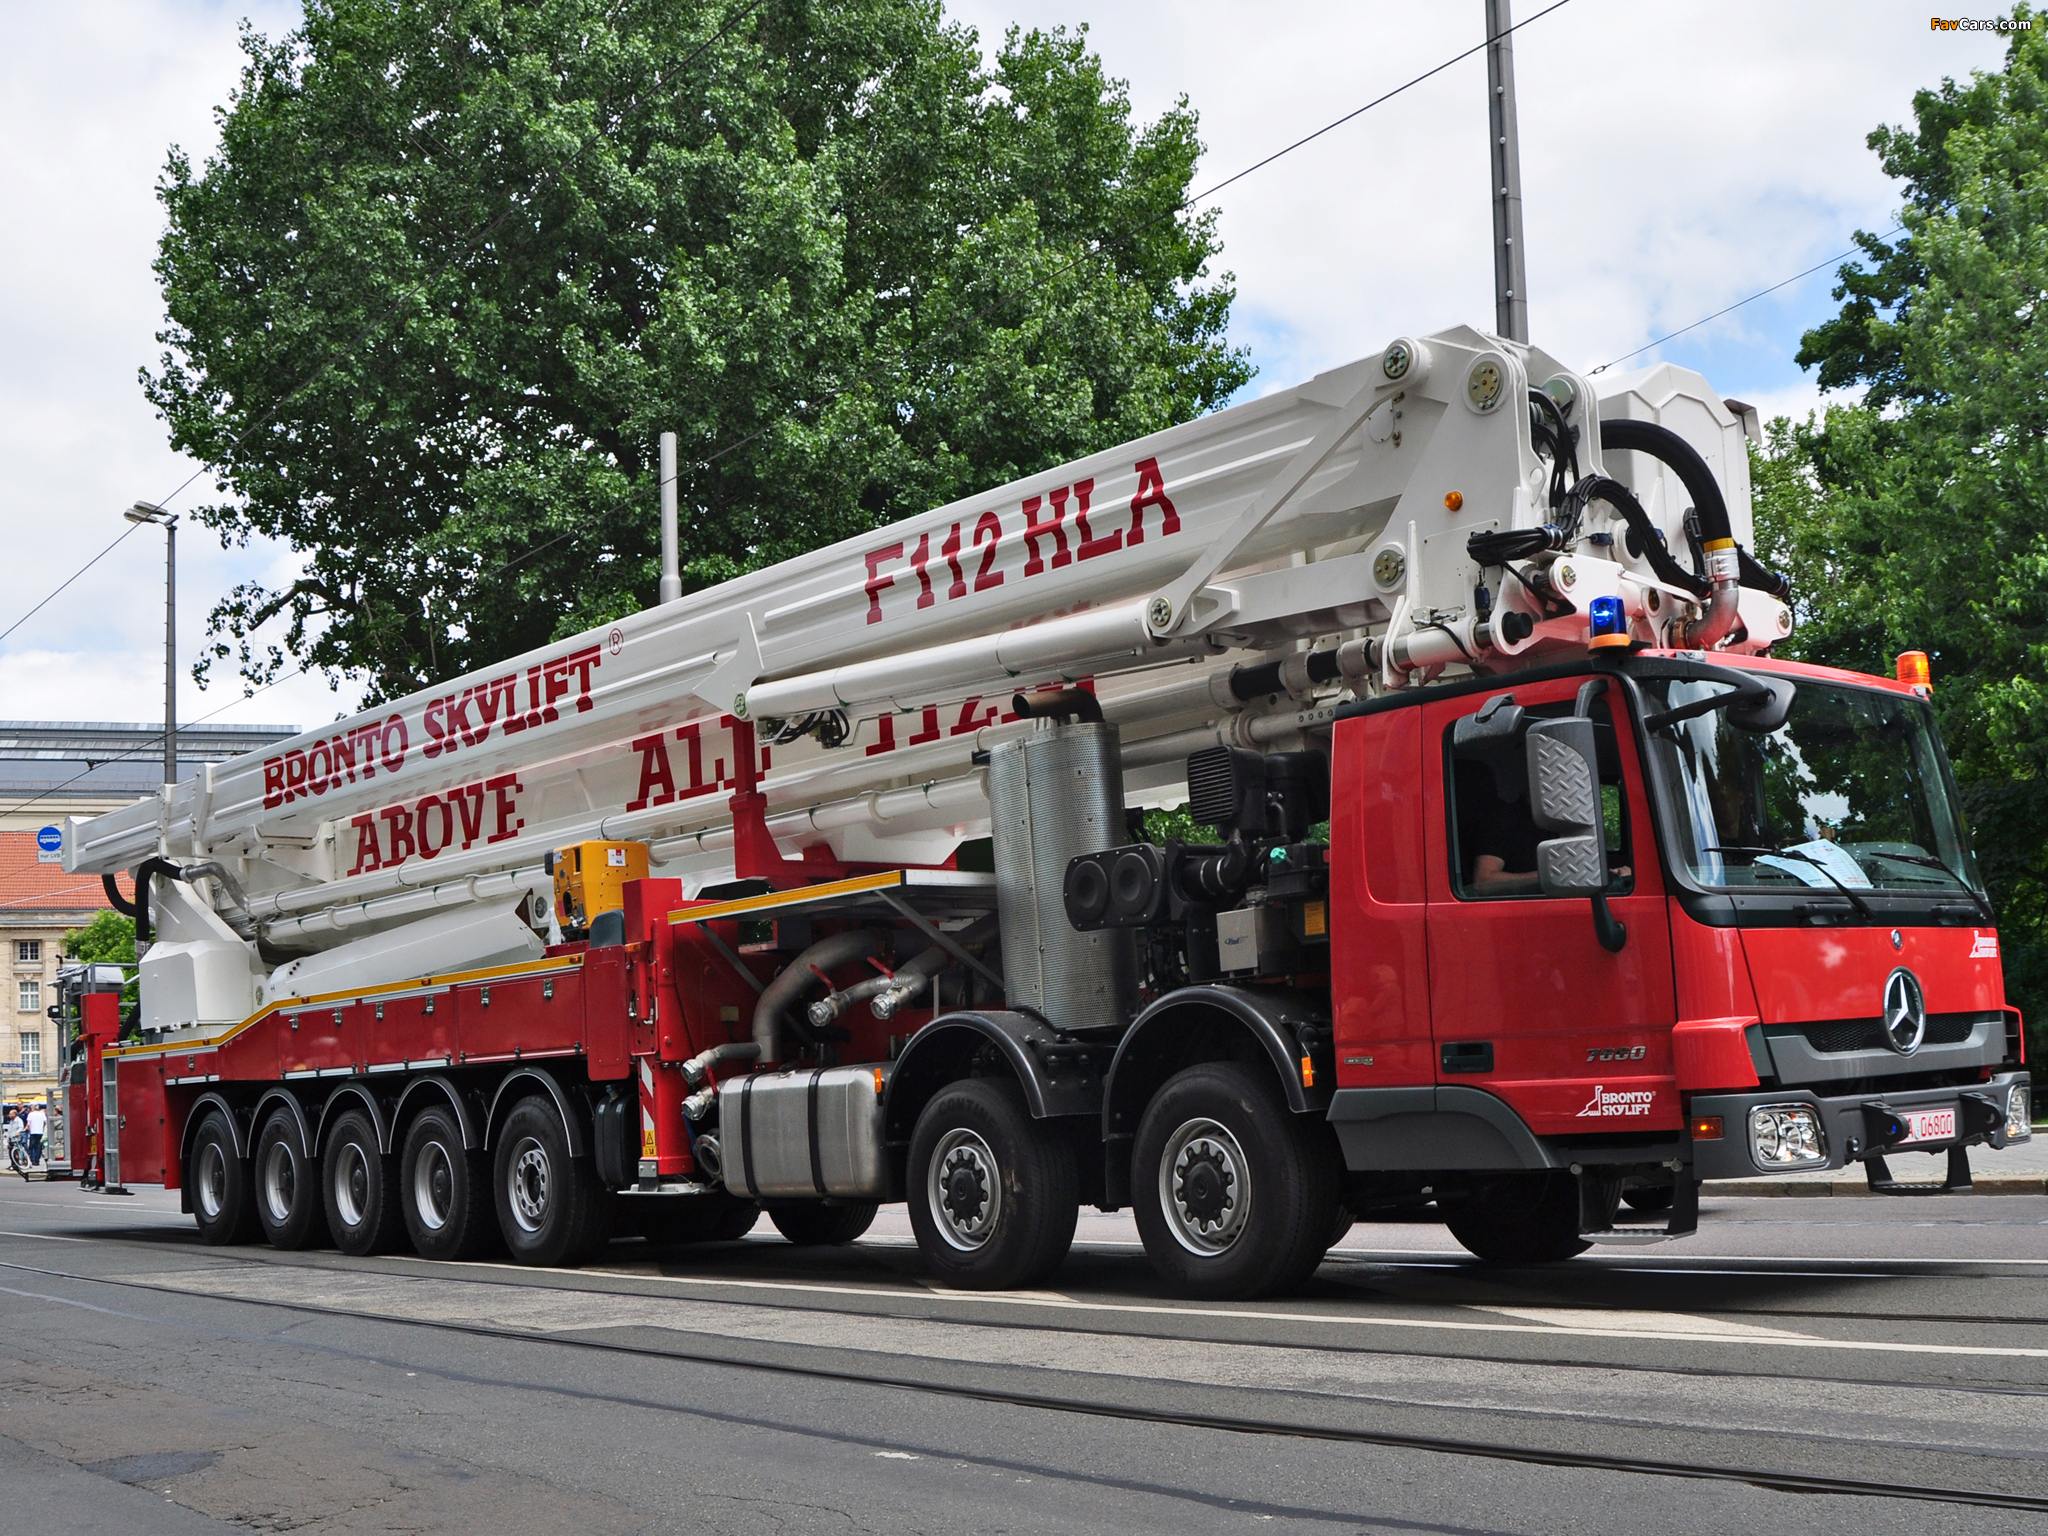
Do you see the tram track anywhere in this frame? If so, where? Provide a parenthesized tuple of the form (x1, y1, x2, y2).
(16, 1224, 2048, 1396)
(5, 1250, 2048, 1516)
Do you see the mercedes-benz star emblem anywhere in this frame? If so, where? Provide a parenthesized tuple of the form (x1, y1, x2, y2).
(1883, 967, 1927, 1055)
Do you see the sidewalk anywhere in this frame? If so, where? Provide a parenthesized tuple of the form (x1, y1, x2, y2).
(1705, 1128, 2048, 1197)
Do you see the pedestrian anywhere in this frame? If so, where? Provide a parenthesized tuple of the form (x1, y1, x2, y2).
(25, 1102, 45, 1167)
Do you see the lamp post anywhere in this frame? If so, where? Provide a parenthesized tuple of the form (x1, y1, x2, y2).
(124, 502, 178, 786)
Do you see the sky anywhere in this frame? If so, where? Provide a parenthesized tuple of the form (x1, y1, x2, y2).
(0, 0, 2017, 744)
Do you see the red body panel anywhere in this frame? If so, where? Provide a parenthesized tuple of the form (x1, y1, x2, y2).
(1329, 709, 1434, 1088)
(1739, 924, 2004, 1024)
(1417, 676, 1682, 1135)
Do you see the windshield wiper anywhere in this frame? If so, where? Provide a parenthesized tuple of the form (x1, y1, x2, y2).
(1863, 850, 1995, 922)
(1702, 845, 1877, 923)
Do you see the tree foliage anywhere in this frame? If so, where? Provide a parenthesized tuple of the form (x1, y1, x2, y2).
(1753, 6, 2048, 1053)
(148, 0, 1250, 704)
(64, 912, 139, 1009)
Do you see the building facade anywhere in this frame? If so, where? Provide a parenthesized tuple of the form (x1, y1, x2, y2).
(0, 721, 297, 1106)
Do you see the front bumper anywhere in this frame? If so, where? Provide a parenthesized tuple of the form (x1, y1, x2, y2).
(1688, 1072, 2030, 1182)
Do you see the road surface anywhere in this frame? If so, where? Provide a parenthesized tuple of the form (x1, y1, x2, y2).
(3, 1181, 2047, 1533)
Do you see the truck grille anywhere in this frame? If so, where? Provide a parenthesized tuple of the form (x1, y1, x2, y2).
(1789, 1013, 1985, 1054)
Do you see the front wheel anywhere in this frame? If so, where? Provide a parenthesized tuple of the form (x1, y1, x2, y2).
(189, 1112, 257, 1245)
(908, 1079, 1076, 1290)
(1438, 1172, 1590, 1263)
(1131, 1062, 1340, 1300)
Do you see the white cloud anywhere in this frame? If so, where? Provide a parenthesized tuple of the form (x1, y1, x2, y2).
(0, 1, 2013, 740)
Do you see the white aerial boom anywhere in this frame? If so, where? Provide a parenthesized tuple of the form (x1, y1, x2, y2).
(67, 325, 1785, 1032)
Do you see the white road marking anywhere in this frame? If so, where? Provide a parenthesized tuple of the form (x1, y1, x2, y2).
(127, 1255, 2048, 1363)
(1468, 1306, 1809, 1340)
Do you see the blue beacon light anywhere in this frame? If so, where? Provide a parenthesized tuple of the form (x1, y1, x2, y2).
(1587, 595, 1630, 649)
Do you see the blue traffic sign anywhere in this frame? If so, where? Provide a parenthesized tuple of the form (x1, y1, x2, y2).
(35, 825, 62, 852)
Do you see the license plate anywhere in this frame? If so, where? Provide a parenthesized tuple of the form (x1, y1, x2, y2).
(1899, 1108, 1956, 1146)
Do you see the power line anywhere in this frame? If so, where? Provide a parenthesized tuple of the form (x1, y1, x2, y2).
(703, 0, 1581, 470)
(1590, 224, 1905, 374)
(0, 524, 584, 824)
(0, 525, 138, 645)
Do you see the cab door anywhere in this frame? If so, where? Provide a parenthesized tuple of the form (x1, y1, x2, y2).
(1422, 676, 1680, 1136)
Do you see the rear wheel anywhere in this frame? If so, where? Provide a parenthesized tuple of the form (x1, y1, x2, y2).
(494, 1096, 605, 1267)
(254, 1109, 321, 1250)
(1132, 1062, 1340, 1300)
(623, 1192, 759, 1244)
(401, 1106, 492, 1261)
(908, 1079, 1076, 1290)
(189, 1112, 257, 1246)
(769, 1201, 878, 1246)
(322, 1108, 404, 1256)
(1438, 1172, 1590, 1263)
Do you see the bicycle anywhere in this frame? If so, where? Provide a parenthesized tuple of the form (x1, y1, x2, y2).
(6, 1136, 30, 1180)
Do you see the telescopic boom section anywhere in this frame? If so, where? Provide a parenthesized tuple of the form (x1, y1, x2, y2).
(67, 325, 1784, 1020)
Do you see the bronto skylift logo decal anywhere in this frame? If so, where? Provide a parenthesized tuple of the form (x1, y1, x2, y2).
(1577, 1085, 1656, 1119)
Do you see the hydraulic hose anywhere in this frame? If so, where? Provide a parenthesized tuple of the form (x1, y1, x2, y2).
(752, 929, 880, 1064)
(103, 856, 179, 947)
(1565, 475, 1710, 600)
(1599, 418, 1733, 546)
(1599, 417, 1792, 600)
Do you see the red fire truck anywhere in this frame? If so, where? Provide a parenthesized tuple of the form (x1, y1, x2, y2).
(63, 327, 2027, 1297)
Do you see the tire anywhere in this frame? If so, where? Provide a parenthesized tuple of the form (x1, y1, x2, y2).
(622, 1192, 758, 1244)
(908, 1078, 1077, 1290)
(189, 1112, 257, 1246)
(493, 1095, 605, 1267)
(1438, 1172, 1591, 1263)
(321, 1108, 404, 1256)
(1621, 1184, 1674, 1214)
(400, 1106, 493, 1261)
(1131, 1062, 1340, 1300)
(769, 1201, 878, 1246)
(253, 1109, 321, 1250)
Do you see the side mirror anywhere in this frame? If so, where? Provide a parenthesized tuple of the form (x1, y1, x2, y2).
(1525, 717, 1605, 898)
(1727, 676, 1796, 733)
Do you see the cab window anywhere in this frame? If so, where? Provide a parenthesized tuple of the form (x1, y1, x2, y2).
(1446, 698, 1635, 900)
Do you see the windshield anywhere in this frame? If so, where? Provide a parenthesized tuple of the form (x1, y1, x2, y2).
(1641, 675, 1984, 897)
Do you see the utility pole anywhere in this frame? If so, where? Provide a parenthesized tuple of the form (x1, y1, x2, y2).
(124, 502, 179, 785)
(659, 431, 681, 605)
(1485, 0, 1529, 343)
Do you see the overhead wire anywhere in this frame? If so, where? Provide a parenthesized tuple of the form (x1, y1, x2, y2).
(1590, 224, 1906, 374)
(6, 0, 1585, 738)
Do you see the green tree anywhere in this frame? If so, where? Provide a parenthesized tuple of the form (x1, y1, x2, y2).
(1753, 6, 2048, 1057)
(63, 912, 139, 1010)
(146, 0, 1250, 704)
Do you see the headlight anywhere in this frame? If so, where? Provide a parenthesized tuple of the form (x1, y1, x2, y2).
(2008, 1083, 2033, 1142)
(1748, 1104, 1828, 1170)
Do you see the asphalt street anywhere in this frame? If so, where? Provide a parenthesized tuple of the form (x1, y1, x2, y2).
(4, 1179, 2048, 1534)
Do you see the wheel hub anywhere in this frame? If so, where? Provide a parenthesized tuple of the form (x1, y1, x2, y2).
(262, 1141, 296, 1223)
(926, 1128, 1001, 1251)
(196, 1143, 225, 1221)
(1160, 1118, 1252, 1256)
(414, 1142, 453, 1231)
(509, 1138, 550, 1232)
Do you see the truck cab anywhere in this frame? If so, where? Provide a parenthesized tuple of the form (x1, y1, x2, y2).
(1324, 649, 2027, 1255)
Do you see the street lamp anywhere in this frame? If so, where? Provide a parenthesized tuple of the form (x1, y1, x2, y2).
(124, 501, 178, 786)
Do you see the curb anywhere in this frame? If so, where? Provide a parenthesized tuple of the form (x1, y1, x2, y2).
(1706, 1175, 2048, 1197)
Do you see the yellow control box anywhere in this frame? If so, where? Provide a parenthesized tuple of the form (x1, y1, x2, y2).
(550, 841, 650, 929)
